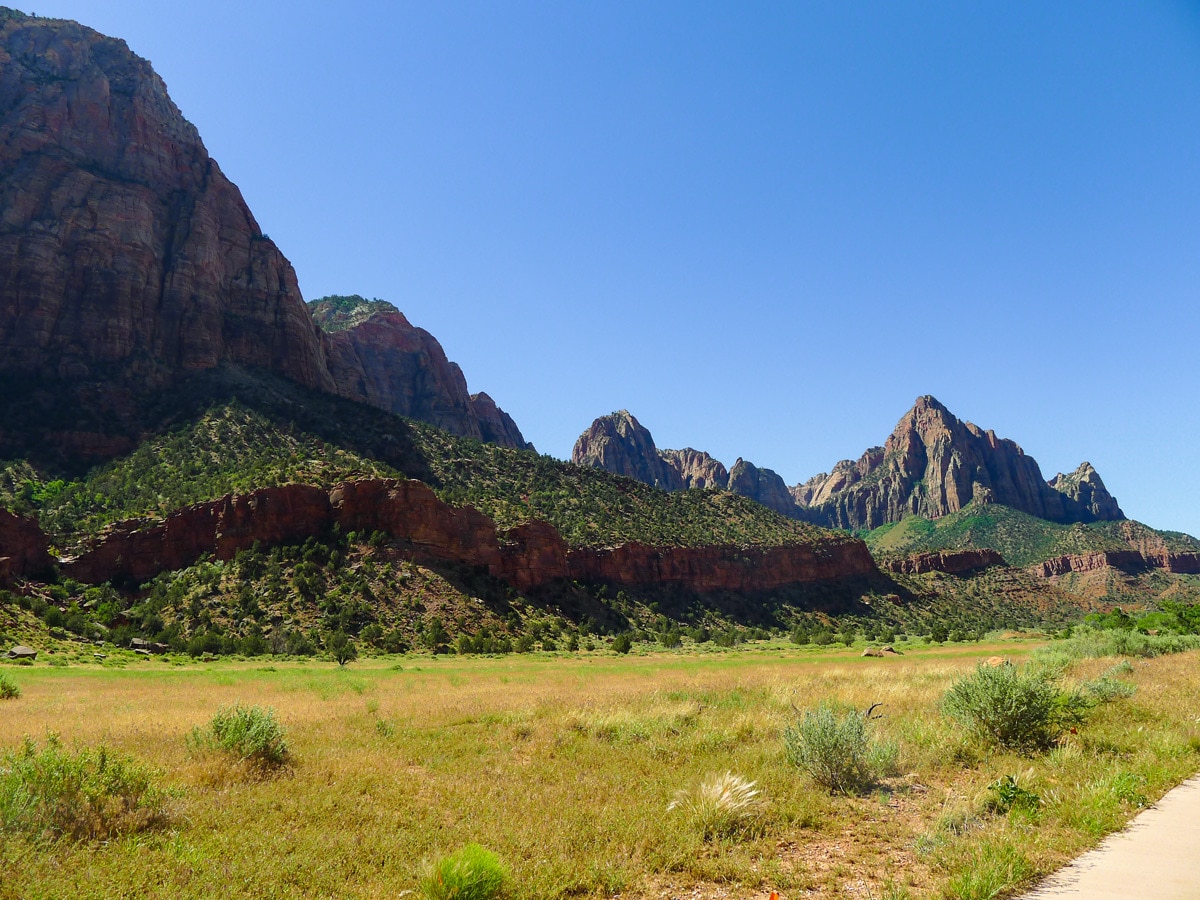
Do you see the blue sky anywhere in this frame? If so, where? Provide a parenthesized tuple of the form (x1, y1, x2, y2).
(33, 2, 1200, 535)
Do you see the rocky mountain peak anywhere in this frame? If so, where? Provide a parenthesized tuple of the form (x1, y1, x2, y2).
(311, 295, 531, 450)
(571, 411, 684, 491)
(727, 458, 797, 517)
(659, 448, 729, 490)
(0, 15, 530, 455)
(1049, 461, 1123, 521)
(795, 396, 1125, 530)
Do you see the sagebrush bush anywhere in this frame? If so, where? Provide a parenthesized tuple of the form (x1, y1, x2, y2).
(0, 735, 171, 840)
(419, 843, 507, 900)
(942, 664, 1075, 751)
(191, 703, 289, 769)
(667, 771, 765, 840)
(783, 702, 897, 794)
(0, 672, 19, 699)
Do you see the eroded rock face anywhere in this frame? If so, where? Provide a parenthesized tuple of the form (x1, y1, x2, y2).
(1048, 463, 1123, 521)
(796, 396, 1125, 530)
(0, 507, 52, 582)
(0, 13, 334, 392)
(312, 298, 531, 449)
(62, 477, 878, 593)
(727, 458, 798, 517)
(659, 448, 729, 490)
(571, 411, 684, 491)
(0, 16, 529, 455)
(886, 549, 1005, 576)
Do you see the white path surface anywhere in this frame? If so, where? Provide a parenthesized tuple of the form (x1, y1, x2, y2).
(1021, 776, 1200, 899)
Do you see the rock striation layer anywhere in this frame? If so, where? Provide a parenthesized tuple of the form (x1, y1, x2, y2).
(794, 396, 1125, 530)
(0, 14, 528, 454)
(311, 297, 529, 449)
(60, 478, 878, 592)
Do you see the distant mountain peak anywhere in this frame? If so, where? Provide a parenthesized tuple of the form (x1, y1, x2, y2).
(795, 398, 1124, 529)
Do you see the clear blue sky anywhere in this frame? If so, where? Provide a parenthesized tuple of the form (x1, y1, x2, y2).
(31, 2, 1200, 536)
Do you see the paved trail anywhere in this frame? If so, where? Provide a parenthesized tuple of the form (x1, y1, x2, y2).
(1021, 775, 1200, 899)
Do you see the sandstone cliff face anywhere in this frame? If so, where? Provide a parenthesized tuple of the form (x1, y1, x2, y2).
(794, 396, 1125, 530)
(727, 458, 798, 517)
(62, 477, 878, 593)
(571, 411, 684, 491)
(0, 506, 52, 582)
(311, 297, 531, 449)
(659, 448, 729, 490)
(0, 16, 528, 455)
(0, 13, 333, 392)
(885, 548, 1005, 576)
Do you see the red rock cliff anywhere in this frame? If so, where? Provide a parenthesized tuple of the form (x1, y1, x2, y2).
(61, 478, 879, 593)
(886, 549, 1005, 576)
(0, 507, 52, 582)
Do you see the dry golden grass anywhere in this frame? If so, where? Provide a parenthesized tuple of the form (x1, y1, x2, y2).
(0, 641, 1197, 899)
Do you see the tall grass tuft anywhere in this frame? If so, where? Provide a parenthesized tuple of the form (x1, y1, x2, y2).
(0, 735, 172, 840)
(667, 771, 765, 840)
(419, 843, 507, 900)
(190, 703, 289, 769)
(783, 702, 898, 794)
(0, 672, 19, 699)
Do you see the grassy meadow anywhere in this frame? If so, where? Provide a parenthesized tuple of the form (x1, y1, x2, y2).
(2, 640, 1199, 899)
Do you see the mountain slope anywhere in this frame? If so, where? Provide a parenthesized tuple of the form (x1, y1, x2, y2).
(311, 296, 530, 450)
(0, 13, 526, 458)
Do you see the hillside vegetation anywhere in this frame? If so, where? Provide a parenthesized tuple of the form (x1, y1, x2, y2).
(0, 371, 829, 551)
(864, 503, 1199, 568)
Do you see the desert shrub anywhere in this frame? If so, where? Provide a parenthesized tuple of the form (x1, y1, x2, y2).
(667, 771, 765, 840)
(784, 702, 897, 794)
(0, 735, 171, 840)
(983, 773, 1041, 815)
(0, 672, 19, 699)
(419, 843, 507, 900)
(943, 663, 1086, 752)
(190, 704, 289, 769)
(328, 630, 357, 666)
(611, 633, 633, 654)
(1041, 626, 1200, 661)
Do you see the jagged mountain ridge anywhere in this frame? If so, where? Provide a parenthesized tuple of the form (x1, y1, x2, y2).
(571, 411, 797, 515)
(572, 398, 1125, 532)
(796, 396, 1124, 530)
(0, 11, 528, 454)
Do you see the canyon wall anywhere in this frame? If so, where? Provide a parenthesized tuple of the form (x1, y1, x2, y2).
(58, 478, 879, 593)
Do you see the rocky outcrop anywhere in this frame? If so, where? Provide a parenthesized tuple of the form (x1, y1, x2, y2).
(0, 16, 527, 455)
(0, 507, 52, 582)
(1033, 551, 1147, 578)
(312, 297, 531, 449)
(61, 477, 878, 593)
(0, 12, 334, 393)
(1048, 463, 1122, 521)
(727, 459, 798, 517)
(886, 548, 1005, 576)
(794, 396, 1125, 530)
(659, 448, 729, 490)
(572, 412, 684, 491)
